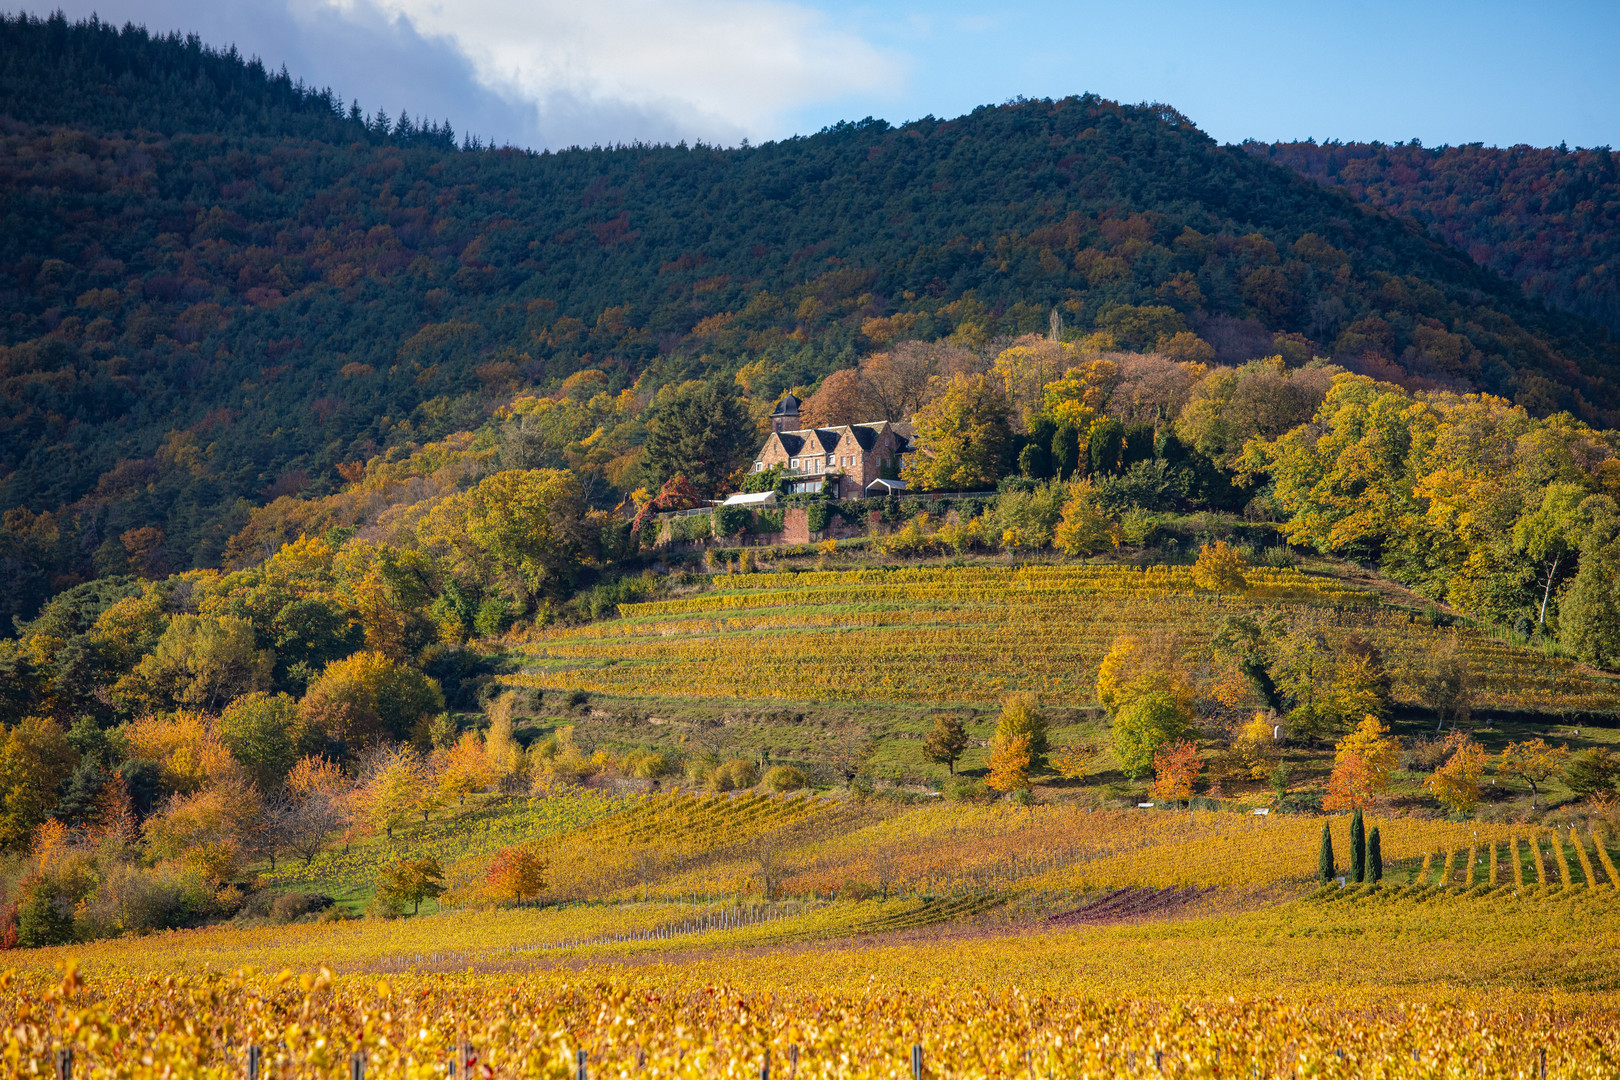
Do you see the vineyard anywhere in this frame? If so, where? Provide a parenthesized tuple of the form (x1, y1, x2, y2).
(13, 788, 1620, 1075)
(514, 565, 1620, 714)
(12, 884, 1620, 1077)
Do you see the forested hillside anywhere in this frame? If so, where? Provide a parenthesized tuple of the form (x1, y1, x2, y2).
(5, 13, 1620, 626)
(1254, 140, 1620, 333)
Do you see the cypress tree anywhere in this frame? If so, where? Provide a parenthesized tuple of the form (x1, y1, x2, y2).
(1369, 826, 1383, 882)
(1318, 822, 1335, 883)
(1350, 809, 1366, 883)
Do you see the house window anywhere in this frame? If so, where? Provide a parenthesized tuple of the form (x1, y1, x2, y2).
(790, 459, 799, 469)
(753, 461, 763, 472)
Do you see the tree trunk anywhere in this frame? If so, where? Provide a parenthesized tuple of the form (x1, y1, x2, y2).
(1539, 553, 1562, 626)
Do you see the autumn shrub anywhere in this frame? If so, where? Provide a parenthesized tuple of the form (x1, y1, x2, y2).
(75, 863, 213, 938)
(712, 759, 759, 791)
(762, 765, 807, 793)
(270, 892, 335, 923)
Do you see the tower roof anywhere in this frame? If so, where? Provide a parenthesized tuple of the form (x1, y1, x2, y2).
(771, 393, 801, 416)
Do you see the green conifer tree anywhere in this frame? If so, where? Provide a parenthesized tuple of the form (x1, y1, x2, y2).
(1350, 809, 1366, 883)
(1368, 826, 1383, 882)
(1318, 822, 1335, 883)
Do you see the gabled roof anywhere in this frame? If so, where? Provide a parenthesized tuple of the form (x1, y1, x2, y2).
(765, 419, 896, 454)
(769, 432, 805, 455)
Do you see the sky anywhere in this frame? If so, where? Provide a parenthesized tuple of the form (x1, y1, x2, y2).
(11, 0, 1618, 151)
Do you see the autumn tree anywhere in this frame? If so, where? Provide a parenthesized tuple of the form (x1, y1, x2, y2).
(142, 776, 263, 885)
(921, 714, 970, 775)
(902, 373, 1014, 490)
(418, 469, 590, 607)
(985, 733, 1033, 793)
(121, 614, 274, 711)
(484, 844, 548, 905)
(1427, 738, 1486, 814)
(1052, 480, 1120, 556)
(219, 691, 301, 790)
(375, 854, 445, 915)
(1191, 541, 1249, 593)
(1559, 537, 1620, 669)
(1420, 638, 1473, 734)
(1112, 692, 1192, 781)
(800, 367, 878, 428)
(354, 744, 427, 840)
(994, 694, 1049, 770)
(0, 717, 75, 852)
(1176, 357, 1333, 469)
(1231, 712, 1280, 779)
(434, 730, 497, 806)
(1322, 715, 1399, 811)
(1498, 738, 1570, 809)
(298, 651, 444, 747)
(1149, 739, 1201, 802)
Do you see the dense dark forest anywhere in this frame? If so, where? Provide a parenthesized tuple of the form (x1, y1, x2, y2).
(3, 12, 1620, 630)
(1253, 140, 1620, 333)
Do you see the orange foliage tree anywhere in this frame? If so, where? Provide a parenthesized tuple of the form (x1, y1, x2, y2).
(484, 845, 550, 905)
(1150, 739, 1201, 801)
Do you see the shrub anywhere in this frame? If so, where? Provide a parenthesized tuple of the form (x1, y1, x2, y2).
(15, 875, 75, 947)
(473, 597, 514, 637)
(77, 864, 213, 938)
(943, 777, 990, 803)
(1566, 748, 1620, 799)
(624, 749, 672, 779)
(266, 892, 331, 923)
(712, 758, 759, 791)
(762, 765, 807, 792)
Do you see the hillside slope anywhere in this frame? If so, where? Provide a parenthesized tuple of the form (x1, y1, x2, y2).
(1254, 140, 1620, 333)
(4, 13, 1620, 605)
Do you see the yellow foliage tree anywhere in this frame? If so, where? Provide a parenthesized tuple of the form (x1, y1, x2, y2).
(985, 733, 1033, 793)
(1322, 716, 1399, 811)
(435, 730, 496, 806)
(122, 712, 238, 797)
(901, 374, 1014, 491)
(1053, 480, 1120, 556)
(1498, 738, 1570, 809)
(1427, 738, 1487, 814)
(1231, 712, 1279, 779)
(1191, 541, 1249, 593)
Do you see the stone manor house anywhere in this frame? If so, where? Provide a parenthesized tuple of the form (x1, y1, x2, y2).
(747, 394, 912, 500)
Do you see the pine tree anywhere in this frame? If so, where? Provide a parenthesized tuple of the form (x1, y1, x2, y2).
(1318, 822, 1335, 883)
(1350, 809, 1366, 883)
(1368, 826, 1383, 882)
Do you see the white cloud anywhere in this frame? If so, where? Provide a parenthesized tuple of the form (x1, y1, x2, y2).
(313, 0, 907, 145)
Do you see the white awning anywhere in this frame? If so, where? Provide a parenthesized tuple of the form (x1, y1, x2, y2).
(720, 491, 778, 507)
(865, 478, 907, 494)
